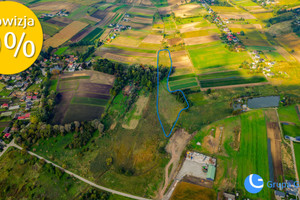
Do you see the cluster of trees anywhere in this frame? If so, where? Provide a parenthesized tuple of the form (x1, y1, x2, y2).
(67, 120, 104, 149)
(79, 46, 95, 62)
(79, 189, 110, 200)
(93, 59, 171, 96)
(268, 12, 295, 25)
(292, 19, 300, 36)
(173, 91, 189, 107)
(40, 46, 54, 60)
(30, 78, 56, 124)
(15, 119, 104, 148)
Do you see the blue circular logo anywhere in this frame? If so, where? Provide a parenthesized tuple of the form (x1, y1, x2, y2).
(244, 174, 264, 194)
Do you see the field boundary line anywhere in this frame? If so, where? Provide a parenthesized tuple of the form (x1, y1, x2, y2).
(200, 81, 270, 91)
(156, 49, 189, 138)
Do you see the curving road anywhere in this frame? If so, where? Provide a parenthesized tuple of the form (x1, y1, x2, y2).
(0, 140, 151, 200)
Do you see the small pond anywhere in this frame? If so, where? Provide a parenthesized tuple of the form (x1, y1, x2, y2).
(247, 96, 280, 109)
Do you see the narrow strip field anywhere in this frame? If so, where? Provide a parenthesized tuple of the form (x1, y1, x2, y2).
(237, 110, 271, 199)
(200, 76, 267, 88)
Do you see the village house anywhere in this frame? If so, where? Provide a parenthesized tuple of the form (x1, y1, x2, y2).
(8, 105, 20, 111)
(1, 103, 8, 108)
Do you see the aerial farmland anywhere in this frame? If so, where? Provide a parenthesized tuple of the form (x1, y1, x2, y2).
(1, 0, 300, 199)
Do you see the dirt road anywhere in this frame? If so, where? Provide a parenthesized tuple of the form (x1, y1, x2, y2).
(158, 129, 193, 199)
(0, 140, 151, 200)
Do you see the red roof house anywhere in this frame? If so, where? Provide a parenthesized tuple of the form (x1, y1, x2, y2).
(1, 103, 8, 108)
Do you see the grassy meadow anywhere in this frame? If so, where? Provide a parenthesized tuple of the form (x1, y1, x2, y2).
(187, 42, 250, 73)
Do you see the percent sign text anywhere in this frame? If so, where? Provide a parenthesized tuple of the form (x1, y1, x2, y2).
(3, 32, 35, 58)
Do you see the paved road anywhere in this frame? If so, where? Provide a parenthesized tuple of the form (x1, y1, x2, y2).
(0, 140, 151, 200)
(290, 140, 300, 198)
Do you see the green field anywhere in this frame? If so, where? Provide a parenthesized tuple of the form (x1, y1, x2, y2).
(169, 77, 198, 86)
(198, 71, 241, 80)
(0, 148, 130, 200)
(188, 42, 250, 72)
(264, 51, 286, 62)
(189, 110, 271, 199)
(0, 83, 5, 91)
(237, 110, 271, 199)
(50, 79, 58, 91)
(163, 16, 176, 33)
(32, 94, 170, 198)
(278, 105, 300, 125)
(98, 3, 114, 11)
(169, 73, 196, 81)
(170, 81, 199, 90)
(41, 22, 62, 36)
(294, 144, 300, 178)
(282, 124, 300, 137)
(55, 47, 69, 55)
(82, 28, 104, 42)
(113, 4, 129, 12)
(151, 0, 168, 7)
(71, 96, 109, 106)
(200, 76, 267, 88)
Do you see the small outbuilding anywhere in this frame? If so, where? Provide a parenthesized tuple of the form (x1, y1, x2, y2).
(206, 164, 216, 181)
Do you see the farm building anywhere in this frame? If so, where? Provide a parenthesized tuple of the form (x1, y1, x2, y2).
(206, 165, 216, 181)
(3, 133, 11, 139)
(176, 151, 217, 181)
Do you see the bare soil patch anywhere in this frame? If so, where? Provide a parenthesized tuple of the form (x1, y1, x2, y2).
(131, 16, 153, 24)
(184, 34, 220, 45)
(53, 91, 73, 124)
(128, 7, 156, 15)
(278, 33, 300, 62)
(219, 13, 256, 20)
(158, 6, 172, 15)
(122, 95, 149, 129)
(47, 17, 73, 27)
(171, 50, 193, 68)
(102, 53, 133, 63)
(77, 82, 112, 94)
(228, 24, 262, 29)
(121, 21, 152, 30)
(159, 129, 193, 199)
(142, 34, 163, 44)
(84, 15, 101, 22)
(180, 24, 216, 33)
(168, 37, 184, 46)
(96, 47, 155, 58)
(267, 122, 284, 184)
(97, 12, 116, 27)
(70, 27, 94, 43)
(30, 1, 78, 12)
(173, 4, 203, 18)
(202, 127, 223, 154)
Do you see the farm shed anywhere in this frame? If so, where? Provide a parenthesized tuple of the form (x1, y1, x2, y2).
(206, 165, 216, 181)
